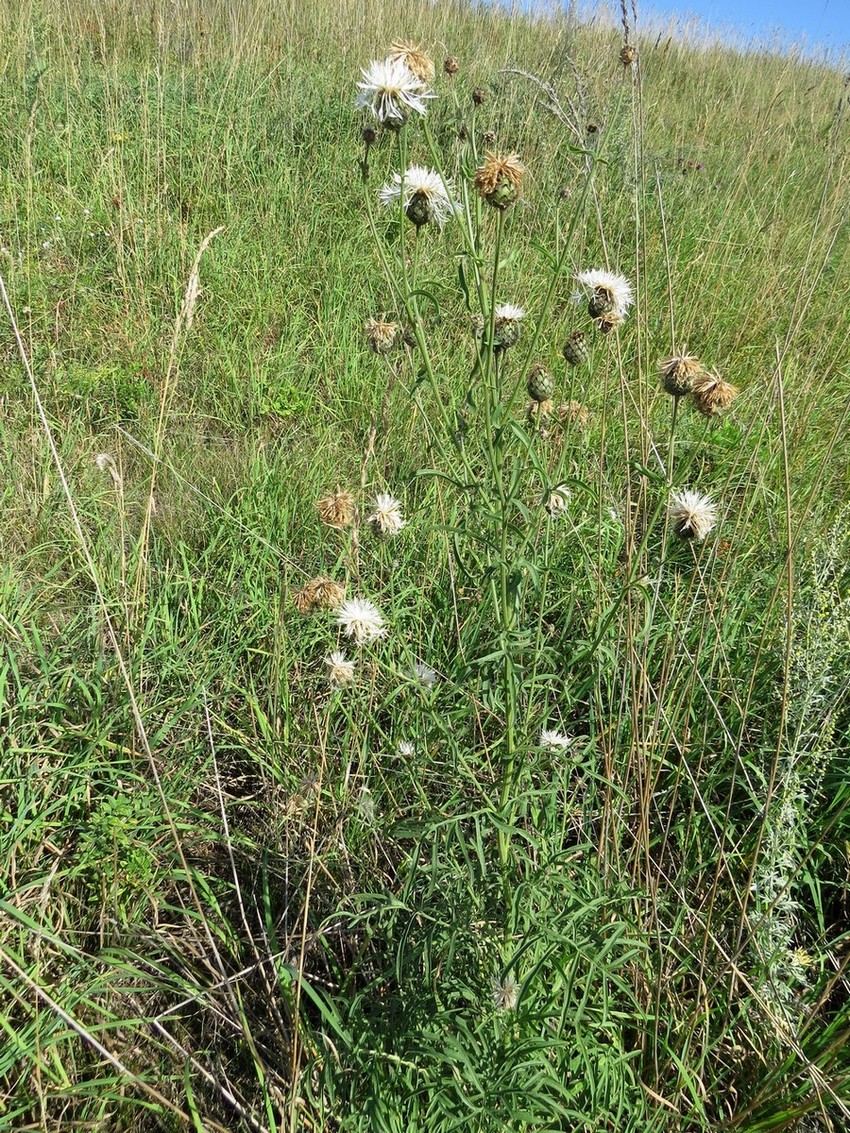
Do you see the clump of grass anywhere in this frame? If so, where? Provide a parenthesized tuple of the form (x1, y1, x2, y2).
(1, 2, 849, 1131)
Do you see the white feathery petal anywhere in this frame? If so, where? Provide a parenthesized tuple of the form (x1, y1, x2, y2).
(396, 740, 416, 758)
(544, 484, 571, 518)
(668, 489, 718, 542)
(325, 650, 356, 687)
(379, 165, 461, 226)
(413, 659, 438, 689)
(367, 492, 406, 537)
(539, 728, 573, 751)
(492, 974, 519, 1012)
(337, 598, 387, 644)
(572, 269, 634, 318)
(494, 303, 525, 321)
(355, 57, 436, 123)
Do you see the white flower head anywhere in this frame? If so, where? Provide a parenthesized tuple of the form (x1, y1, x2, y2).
(494, 303, 525, 322)
(668, 489, 718, 542)
(337, 597, 387, 644)
(544, 484, 571, 518)
(355, 57, 436, 125)
(492, 973, 519, 1012)
(325, 650, 356, 688)
(396, 740, 416, 758)
(412, 659, 438, 689)
(539, 728, 573, 751)
(573, 269, 634, 320)
(367, 492, 406, 537)
(379, 165, 461, 228)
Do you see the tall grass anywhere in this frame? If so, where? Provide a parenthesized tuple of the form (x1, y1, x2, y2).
(0, 1, 849, 1130)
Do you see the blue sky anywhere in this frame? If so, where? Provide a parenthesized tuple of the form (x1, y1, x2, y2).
(639, 0, 850, 55)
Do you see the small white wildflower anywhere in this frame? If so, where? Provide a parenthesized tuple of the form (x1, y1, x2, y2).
(413, 660, 438, 689)
(544, 484, 571, 518)
(379, 165, 461, 228)
(325, 650, 356, 688)
(337, 597, 387, 644)
(358, 786, 376, 824)
(539, 728, 573, 751)
(668, 489, 718, 542)
(54, 214, 62, 222)
(355, 57, 436, 125)
(494, 303, 525, 322)
(367, 492, 406, 538)
(573, 269, 634, 320)
(492, 974, 519, 1012)
(41, 240, 51, 250)
(396, 740, 416, 758)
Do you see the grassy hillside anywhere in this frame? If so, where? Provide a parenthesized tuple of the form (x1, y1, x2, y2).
(1, 1, 849, 1130)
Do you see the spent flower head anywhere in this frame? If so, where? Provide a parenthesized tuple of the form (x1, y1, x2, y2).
(691, 371, 739, 417)
(659, 352, 706, 397)
(316, 488, 355, 529)
(379, 165, 461, 229)
(573, 269, 634, 322)
(388, 40, 435, 81)
(293, 577, 346, 614)
(355, 57, 435, 125)
(668, 489, 718, 541)
(337, 597, 387, 644)
(367, 492, 406, 538)
(365, 317, 400, 354)
(474, 152, 525, 210)
(325, 651, 356, 688)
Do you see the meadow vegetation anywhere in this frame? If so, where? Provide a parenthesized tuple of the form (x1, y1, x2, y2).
(1, 0, 849, 1129)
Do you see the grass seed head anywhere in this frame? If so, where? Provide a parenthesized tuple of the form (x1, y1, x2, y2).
(620, 44, 638, 65)
(474, 151, 524, 210)
(691, 371, 739, 416)
(472, 86, 487, 105)
(316, 488, 355, 528)
(389, 40, 435, 81)
(443, 55, 459, 76)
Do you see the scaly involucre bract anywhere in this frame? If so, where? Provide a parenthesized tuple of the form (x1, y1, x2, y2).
(355, 58, 435, 124)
